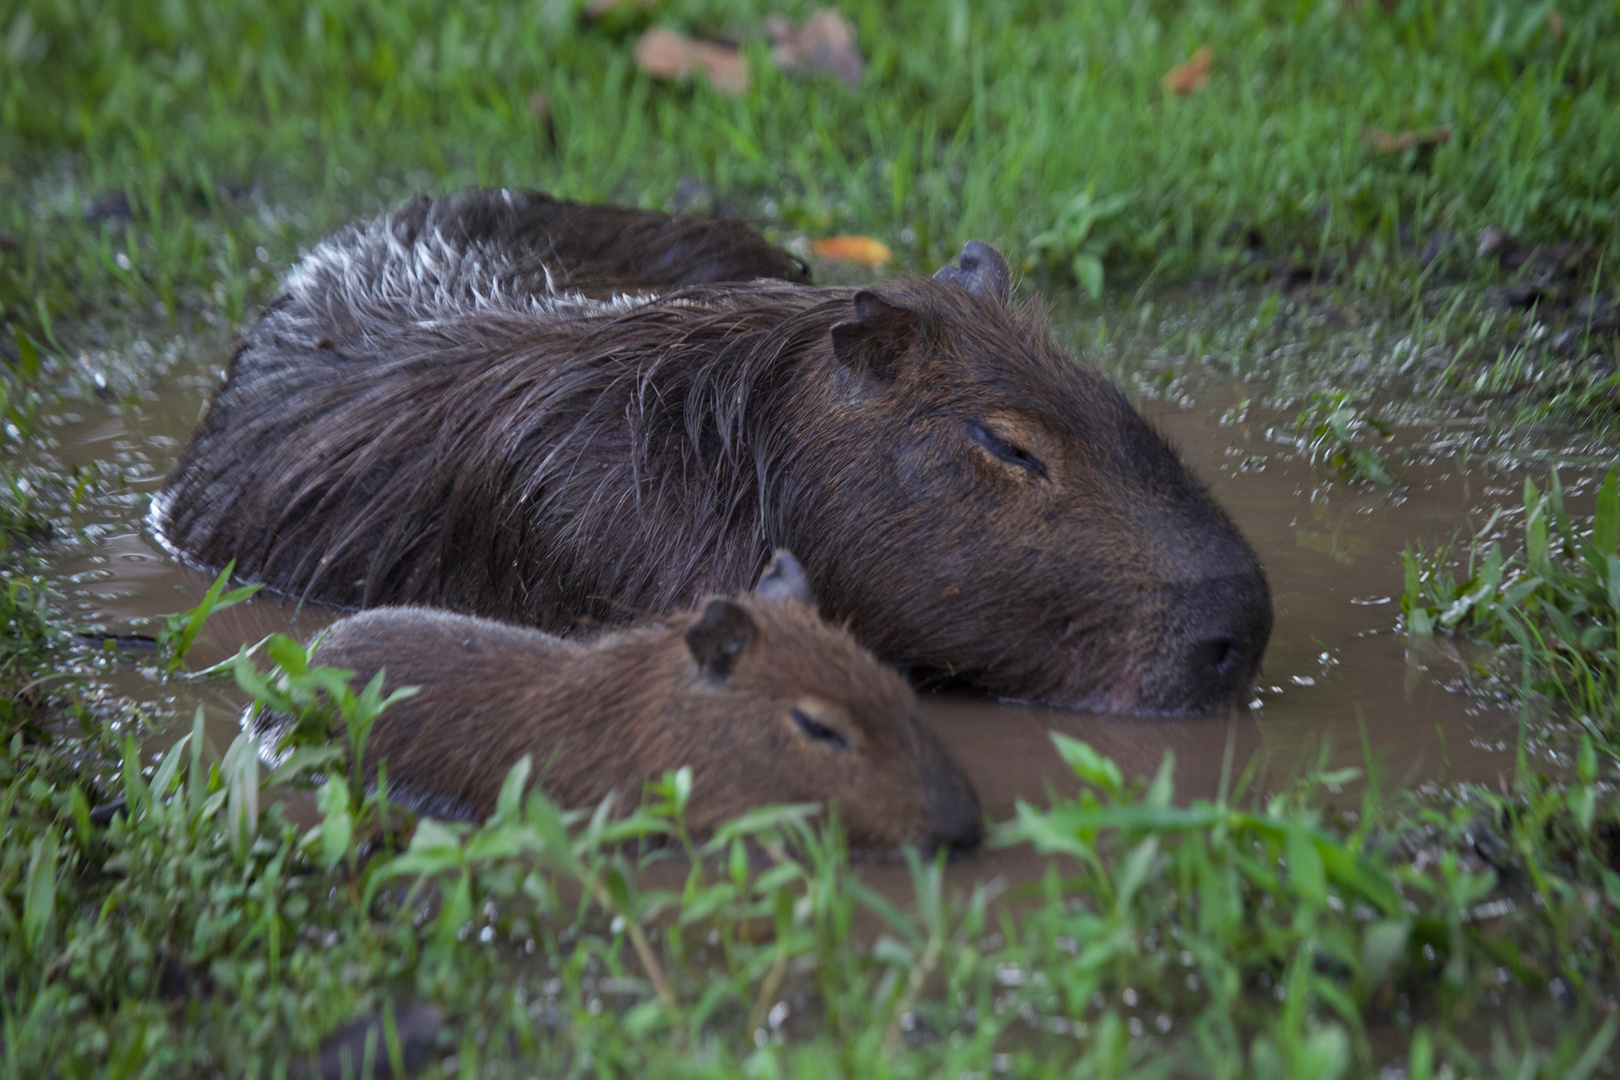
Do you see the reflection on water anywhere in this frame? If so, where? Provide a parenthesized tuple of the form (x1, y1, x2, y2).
(28, 298, 1594, 894)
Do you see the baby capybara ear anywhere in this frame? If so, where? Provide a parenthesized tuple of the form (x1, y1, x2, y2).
(685, 598, 759, 680)
(829, 291, 921, 382)
(753, 549, 814, 606)
(933, 240, 1011, 304)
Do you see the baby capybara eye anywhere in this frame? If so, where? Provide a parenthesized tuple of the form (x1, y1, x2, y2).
(162, 188, 1270, 715)
(791, 708, 850, 751)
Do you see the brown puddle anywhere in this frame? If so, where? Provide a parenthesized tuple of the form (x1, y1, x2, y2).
(30, 317, 1578, 894)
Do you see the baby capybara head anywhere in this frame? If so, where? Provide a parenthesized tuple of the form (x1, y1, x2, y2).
(308, 552, 982, 854)
(788, 243, 1272, 713)
(664, 552, 982, 851)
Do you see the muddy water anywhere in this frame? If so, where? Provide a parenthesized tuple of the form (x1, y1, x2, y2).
(29, 310, 1565, 890)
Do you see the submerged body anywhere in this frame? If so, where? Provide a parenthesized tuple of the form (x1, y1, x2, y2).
(162, 188, 1271, 713)
(279, 553, 982, 852)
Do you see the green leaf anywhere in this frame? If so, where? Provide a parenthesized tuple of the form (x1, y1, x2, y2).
(622, 999, 667, 1039)
(1401, 546, 1423, 612)
(149, 730, 192, 804)
(265, 633, 310, 677)
(1525, 479, 1550, 576)
(1113, 836, 1159, 911)
(495, 755, 533, 824)
(265, 745, 345, 787)
(1566, 1017, 1619, 1080)
(1145, 751, 1175, 807)
(1072, 252, 1104, 299)
(1286, 827, 1327, 905)
(1593, 468, 1619, 558)
(1360, 919, 1410, 987)
(14, 326, 40, 380)
(1050, 733, 1124, 794)
(166, 561, 263, 674)
(871, 934, 916, 968)
(23, 830, 58, 951)
(314, 775, 353, 866)
(705, 803, 822, 849)
(220, 731, 260, 856)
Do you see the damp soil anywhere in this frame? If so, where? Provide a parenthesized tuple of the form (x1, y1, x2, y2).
(22, 288, 1605, 894)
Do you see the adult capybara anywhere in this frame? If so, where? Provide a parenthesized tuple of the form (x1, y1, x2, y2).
(158, 187, 1271, 714)
(273, 551, 983, 852)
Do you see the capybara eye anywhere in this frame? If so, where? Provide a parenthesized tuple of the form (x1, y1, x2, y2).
(965, 421, 1048, 479)
(791, 707, 850, 751)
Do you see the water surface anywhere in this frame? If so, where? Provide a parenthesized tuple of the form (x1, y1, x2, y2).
(30, 290, 1594, 891)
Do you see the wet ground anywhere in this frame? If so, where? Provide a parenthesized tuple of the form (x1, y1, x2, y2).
(25, 288, 1603, 891)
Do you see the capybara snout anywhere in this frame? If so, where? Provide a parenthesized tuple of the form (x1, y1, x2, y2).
(286, 551, 982, 854)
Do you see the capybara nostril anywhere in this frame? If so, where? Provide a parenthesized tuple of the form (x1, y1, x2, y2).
(1194, 637, 1239, 679)
(1126, 568, 1271, 715)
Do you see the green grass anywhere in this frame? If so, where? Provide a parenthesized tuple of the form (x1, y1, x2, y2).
(1403, 467, 1620, 742)
(3, 0, 1618, 345)
(4, 618, 1620, 1078)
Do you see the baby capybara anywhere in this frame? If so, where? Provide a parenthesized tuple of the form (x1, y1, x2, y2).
(160, 187, 1272, 714)
(275, 551, 983, 853)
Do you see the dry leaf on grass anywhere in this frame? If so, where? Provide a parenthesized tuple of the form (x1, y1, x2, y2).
(811, 235, 893, 267)
(1547, 9, 1565, 39)
(634, 28, 750, 95)
(765, 8, 864, 88)
(1162, 46, 1212, 96)
(1360, 125, 1452, 152)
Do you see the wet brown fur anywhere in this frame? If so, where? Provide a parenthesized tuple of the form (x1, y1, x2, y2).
(161, 188, 1271, 713)
(288, 594, 984, 852)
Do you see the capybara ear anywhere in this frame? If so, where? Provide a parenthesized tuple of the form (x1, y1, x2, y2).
(830, 291, 921, 382)
(685, 598, 759, 680)
(754, 549, 815, 606)
(933, 240, 1011, 304)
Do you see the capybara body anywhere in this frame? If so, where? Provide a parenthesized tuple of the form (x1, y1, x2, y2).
(281, 554, 983, 852)
(160, 188, 1271, 714)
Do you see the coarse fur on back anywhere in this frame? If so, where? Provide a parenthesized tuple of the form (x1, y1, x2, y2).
(267, 552, 983, 853)
(161, 187, 1272, 713)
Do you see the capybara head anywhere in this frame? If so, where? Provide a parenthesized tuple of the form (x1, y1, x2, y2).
(305, 552, 983, 854)
(781, 242, 1272, 713)
(665, 552, 983, 850)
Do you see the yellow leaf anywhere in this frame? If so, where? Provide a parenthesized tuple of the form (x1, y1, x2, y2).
(811, 235, 893, 267)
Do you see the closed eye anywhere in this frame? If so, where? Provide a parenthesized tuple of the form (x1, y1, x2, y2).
(965, 421, 1048, 479)
(791, 708, 851, 751)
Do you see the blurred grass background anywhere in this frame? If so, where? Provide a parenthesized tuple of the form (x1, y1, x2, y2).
(2, 0, 1616, 353)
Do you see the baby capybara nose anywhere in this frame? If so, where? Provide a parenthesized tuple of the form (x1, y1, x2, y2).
(917, 750, 985, 854)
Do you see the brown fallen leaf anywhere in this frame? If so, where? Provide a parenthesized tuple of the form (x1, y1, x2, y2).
(1547, 9, 1565, 39)
(633, 27, 750, 95)
(1360, 125, 1452, 152)
(1162, 46, 1212, 96)
(764, 8, 864, 88)
(811, 235, 893, 267)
